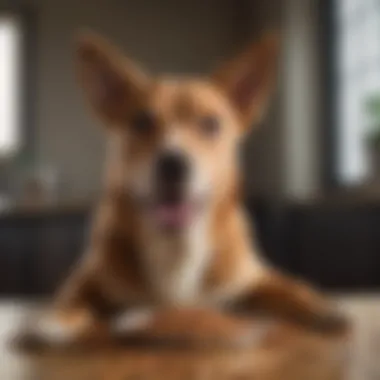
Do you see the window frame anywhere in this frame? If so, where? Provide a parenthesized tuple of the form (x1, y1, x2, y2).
(0, 6, 37, 163)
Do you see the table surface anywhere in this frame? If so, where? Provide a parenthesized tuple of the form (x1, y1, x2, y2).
(0, 296, 374, 380)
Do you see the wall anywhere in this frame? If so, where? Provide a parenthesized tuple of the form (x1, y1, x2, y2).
(12, 0, 247, 200)
(243, 0, 323, 200)
(240, 0, 285, 198)
(282, 0, 322, 199)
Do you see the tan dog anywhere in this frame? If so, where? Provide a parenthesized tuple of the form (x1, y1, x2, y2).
(22, 31, 347, 348)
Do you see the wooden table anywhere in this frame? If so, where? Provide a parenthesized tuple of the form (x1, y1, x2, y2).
(0, 301, 350, 380)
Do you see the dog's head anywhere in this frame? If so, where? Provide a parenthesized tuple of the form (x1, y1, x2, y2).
(76, 32, 279, 232)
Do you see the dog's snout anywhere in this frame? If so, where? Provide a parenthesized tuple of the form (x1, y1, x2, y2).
(156, 151, 189, 183)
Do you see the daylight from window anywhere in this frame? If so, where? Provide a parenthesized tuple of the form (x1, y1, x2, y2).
(337, 0, 380, 185)
(0, 15, 21, 157)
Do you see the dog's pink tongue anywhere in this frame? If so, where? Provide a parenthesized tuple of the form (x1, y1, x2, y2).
(155, 204, 190, 228)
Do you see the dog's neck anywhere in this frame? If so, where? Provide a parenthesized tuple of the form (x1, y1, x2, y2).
(138, 206, 212, 305)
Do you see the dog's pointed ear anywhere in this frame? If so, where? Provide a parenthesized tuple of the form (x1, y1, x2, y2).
(212, 32, 279, 131)
(76, 31, 148, 124)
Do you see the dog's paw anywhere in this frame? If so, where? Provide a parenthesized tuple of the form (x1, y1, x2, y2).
(11, 328, 49, 353)
(11, 309, 109, 353)
(112, 309, 155, 335)
(10, 315, 79, 353)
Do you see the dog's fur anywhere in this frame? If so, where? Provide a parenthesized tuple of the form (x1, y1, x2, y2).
(28, 31, 347, 347)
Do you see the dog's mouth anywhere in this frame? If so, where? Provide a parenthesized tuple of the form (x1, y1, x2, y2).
(140, 189, 205, 232)
(153, 201, 194, 230)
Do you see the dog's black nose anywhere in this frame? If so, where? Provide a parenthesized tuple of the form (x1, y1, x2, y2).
(156, 151, 189, 184)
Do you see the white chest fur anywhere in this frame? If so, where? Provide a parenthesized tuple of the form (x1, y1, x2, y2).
(141, 217, 210, 306)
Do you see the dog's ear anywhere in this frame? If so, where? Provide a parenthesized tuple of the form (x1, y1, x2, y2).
(212, 32, 279, 131)
(76, 31, 148, 125)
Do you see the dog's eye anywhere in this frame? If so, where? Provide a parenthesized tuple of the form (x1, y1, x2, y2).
(199, 115, 220, 137)
(131, 111, 156, 134)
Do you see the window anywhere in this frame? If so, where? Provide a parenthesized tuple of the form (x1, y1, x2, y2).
(0, 14, 22, 157)
(336, 0, 380, 185)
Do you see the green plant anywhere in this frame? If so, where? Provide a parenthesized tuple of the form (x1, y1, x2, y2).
(365, 93, 380, 147)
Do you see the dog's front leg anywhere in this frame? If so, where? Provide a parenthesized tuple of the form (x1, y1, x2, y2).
(15, 267, 116, 351)
(231, 271, 349, 335)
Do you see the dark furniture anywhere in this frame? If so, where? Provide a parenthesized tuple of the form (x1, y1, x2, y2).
(0, 198, 379, 296)
(0, 207, 89, 296)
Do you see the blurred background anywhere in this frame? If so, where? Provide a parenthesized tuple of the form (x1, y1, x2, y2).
(0, 0, 378, 296)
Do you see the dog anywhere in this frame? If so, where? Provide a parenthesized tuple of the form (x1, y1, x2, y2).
(19, 31, 347, 349)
